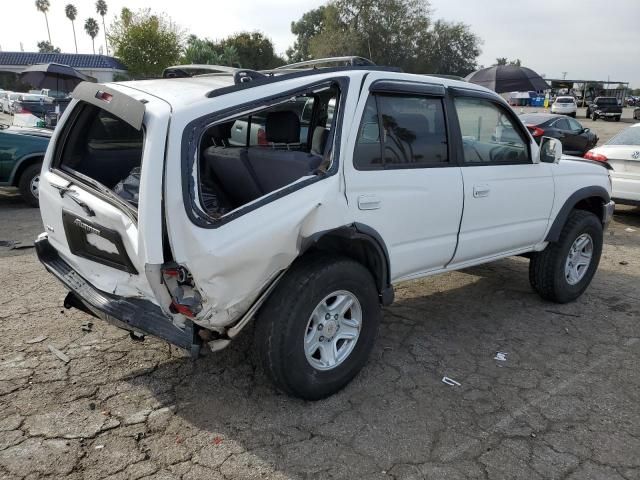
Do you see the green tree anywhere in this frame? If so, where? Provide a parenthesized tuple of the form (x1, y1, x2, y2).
(35, 0, 52, 44)
(109, 8, 184, 78)
(84, 18, 100, 54)
(65, 4, 79, 54)
(509, 58, 521, 67)
(37, 40, 61, 53)
(288, 0, 481, 75)
(286, 6, 328, 62)
(96, 0, 109, 54)
(494, 58, 521, 67)
(183, 36, 222, 65)
(219, 32, 284, 69)
(495, 57, 507, 65)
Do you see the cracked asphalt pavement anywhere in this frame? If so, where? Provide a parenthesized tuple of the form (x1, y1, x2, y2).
(0, 190, 639, 480)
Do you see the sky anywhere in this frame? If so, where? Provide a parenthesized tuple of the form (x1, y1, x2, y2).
(1, 0, 639, 86)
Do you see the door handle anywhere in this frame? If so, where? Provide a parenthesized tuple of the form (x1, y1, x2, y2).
(358, 194, 381, 210)
(473, 185, 490, 198)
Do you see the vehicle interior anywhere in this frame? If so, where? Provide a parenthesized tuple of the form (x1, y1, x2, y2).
(197, 85, 339, 217)
(58, 103, 144, 205)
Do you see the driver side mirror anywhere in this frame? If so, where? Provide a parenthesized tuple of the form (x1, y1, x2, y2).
(540, 136, 562, 164)
(583, 127, 590, 133)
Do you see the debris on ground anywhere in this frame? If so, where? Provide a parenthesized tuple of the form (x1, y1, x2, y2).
(47, 344, 70, 364)
(81, 321, 93, 332)
(442, 376, 461, 386)
(213, 436, 223, 446)
(10, 243, 35, 250)
(620, 261, 629, 266)
(25, 335, 48, 344)
(625, 227, 636, 233)
(94, 445, 104, 450)
(494, 352, 508, 361)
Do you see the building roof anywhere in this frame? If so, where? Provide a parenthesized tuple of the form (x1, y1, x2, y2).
(0, 52, 127, 70)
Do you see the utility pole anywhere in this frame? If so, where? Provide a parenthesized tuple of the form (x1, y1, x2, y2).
(562, 71, 567, 80)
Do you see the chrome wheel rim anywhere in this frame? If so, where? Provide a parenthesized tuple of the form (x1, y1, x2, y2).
(30, 174, 40, 199)
(304, 290, 362, 371)
(565, 233, 593, 285)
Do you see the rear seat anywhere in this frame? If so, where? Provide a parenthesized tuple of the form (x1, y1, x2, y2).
(203, 111, 328, 207)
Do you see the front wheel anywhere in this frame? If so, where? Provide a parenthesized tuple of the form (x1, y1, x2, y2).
(255, 254, 381, 400)
(592, 112, 598, 121)
(18, 163, 42, 208)
(529, 210, 603, 303)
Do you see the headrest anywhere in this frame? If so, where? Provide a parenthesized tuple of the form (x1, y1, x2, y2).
(266, 111, 300, 143)
(388, 113, 430, 136)
(311, 127, 329, 156)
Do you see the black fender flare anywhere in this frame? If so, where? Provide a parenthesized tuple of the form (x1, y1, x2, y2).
(545, 186, 610, 242)
(301, 222, 394, 305)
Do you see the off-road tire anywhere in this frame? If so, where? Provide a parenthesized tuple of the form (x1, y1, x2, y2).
(529, 210, 603, 303)
(255, 253, 381, 400)
(18, 163, 42, 208)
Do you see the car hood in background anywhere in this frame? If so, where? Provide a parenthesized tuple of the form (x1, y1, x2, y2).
(0, 125, 53, 138)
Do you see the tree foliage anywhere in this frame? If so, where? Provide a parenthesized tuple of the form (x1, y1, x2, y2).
(84, 17, 100, 54)
(109, 8, 184, 78)
(495, 58, 521, 66)
(37, 40, 61, 53)
(287, 0, 481, 76)
(65, 4, 79, 53)
(183, 32, 284, 69)
(35, 0, 52, 44)
(96, 0, 109, 55)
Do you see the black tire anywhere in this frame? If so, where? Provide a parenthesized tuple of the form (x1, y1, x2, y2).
(529, 210, 603, 304)
(586, 109, 590, 118)
(255, 253, 381, 400)
(592, 112, 598, 121)
(17, 163, 42, 208)
(614, 116, 621, 122)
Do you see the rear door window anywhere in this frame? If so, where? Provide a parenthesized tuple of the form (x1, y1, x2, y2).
(354, 93, 448, 169)
(58, 103, 144, 191)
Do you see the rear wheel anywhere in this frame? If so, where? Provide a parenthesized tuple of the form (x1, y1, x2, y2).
(255, 253, 381, 400)
(614, 116, 621, 122)
(18, 163, 42, 208)
(592, 112, 598, 121)
(529, 210, 603, 303)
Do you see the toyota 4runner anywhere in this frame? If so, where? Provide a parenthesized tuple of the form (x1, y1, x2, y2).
(36, 57, 615, 399)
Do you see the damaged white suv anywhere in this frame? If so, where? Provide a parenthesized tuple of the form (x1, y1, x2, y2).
(36, 57, 614, 399)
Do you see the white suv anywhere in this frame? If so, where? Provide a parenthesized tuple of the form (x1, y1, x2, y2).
(551, 96, 578, 117)
(36, 58, 614, 399)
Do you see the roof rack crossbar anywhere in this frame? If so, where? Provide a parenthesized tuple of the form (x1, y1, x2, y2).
(274, 56, 376, 71)
(205, 65, 402, 99)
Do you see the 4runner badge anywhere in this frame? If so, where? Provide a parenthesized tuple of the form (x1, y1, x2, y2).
(74, 218, 101, 236)
(632, 151, 640, 160)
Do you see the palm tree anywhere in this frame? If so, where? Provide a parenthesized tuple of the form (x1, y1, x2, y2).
(95, 0, 108, 55)
(84, 18, 100, 54)
(65, 4, 78, 53)
(35, 0, 52, 44)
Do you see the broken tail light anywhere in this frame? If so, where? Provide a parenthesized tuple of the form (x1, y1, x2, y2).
(161, 263, 202, 318)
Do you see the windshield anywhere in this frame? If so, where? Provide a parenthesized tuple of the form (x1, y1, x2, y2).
(607, 126, 640, 146)
(597, 97, 618, 105)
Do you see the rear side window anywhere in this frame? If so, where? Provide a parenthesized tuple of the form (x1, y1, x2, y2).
(556, 97, 574, 104)
(354, 94, 448, 169)
(59, 103, 143, 190)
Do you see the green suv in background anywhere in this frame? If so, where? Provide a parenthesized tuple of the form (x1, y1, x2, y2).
(0, 124, 51, 207)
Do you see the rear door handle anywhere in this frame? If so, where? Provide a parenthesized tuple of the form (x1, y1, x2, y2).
(473, 185, 490, 198)
(358, 194, 381, 210)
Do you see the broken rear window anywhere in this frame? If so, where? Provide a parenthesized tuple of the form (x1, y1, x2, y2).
(58, 103, 143, 202)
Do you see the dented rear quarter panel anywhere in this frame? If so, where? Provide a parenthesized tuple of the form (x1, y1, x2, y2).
(163, 74, 365, 328)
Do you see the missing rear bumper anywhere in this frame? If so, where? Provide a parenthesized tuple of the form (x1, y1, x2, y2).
(35, 234, 201, 357)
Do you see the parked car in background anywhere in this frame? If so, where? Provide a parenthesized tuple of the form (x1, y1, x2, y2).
(1, 92, 21, 114)
(551, 96, 577, 117)
(633, 106, 640, 120)
(520, 113, 598, 156)
(0, 123, 51, 206)
(12, 94, 56, 127)
(585, 97, 622, 121)
(585, 123, 640, 205)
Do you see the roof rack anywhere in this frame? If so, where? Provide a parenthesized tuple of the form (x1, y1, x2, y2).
(205, 64, 402, 98)
(274, 56, 376, 70)
(162, 64, 239, 78)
